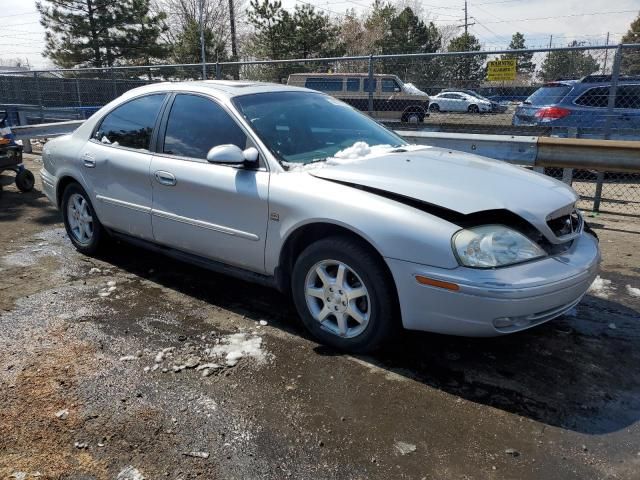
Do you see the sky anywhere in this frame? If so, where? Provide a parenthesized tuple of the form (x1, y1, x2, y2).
(1, 0, 638, 68)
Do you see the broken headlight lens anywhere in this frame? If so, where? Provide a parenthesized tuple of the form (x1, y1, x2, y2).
(453, 225, 546, 268)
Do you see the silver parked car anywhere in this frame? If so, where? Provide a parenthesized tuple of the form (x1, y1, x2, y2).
(40, 81, 600, 352)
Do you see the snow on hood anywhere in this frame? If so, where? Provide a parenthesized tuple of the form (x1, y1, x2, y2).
(403, 83, 428, 96)
(283, 142, 430, 171)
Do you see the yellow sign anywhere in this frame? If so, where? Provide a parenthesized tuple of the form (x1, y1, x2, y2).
(487, 59, 517, 81)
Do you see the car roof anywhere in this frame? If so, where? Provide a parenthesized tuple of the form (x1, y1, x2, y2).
(118, 80, 313, 100)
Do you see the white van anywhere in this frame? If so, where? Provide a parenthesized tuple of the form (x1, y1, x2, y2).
(287, 73, 430, 123)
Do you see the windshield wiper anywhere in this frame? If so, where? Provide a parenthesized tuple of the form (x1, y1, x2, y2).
(523, 100, 532, 105)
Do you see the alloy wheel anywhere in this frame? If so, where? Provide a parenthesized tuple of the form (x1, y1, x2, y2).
(304, 259, 371, 338)
(67, 193, 94, 245)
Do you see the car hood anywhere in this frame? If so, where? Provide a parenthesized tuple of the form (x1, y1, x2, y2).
(309, 147, 578, 237)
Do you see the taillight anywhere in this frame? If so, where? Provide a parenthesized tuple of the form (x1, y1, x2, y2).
(534, 106, 571, 122)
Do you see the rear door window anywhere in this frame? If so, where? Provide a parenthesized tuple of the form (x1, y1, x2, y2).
(304, 78, 343, 92)
(346, 78, 360, 92)
(526, 84, 572, 106)
(94, 94, 166, 150)
(616, 85, 640, 109)
(162, 94, 247, 159)
(575, 86, 609, 108)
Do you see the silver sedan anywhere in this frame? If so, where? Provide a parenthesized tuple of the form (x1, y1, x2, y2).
(40, 81, 600, 352)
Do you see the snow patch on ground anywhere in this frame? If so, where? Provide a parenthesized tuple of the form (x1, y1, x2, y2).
(210, 333, 265, 367)
(117, 466, 144, 480)
(626, 285, 640, 298)
(587, 276, 615, 299)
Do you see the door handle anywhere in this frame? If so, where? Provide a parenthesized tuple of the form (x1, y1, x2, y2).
(154, 170, 176, 186)
(82, 153, 96, 168)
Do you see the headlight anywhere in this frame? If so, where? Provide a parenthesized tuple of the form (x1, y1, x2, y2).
(453, 225, 546, 268)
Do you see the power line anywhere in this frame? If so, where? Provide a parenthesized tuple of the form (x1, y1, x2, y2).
(481, 9, 638, 25)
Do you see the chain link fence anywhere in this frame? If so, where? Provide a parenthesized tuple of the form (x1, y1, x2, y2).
(1, 44, 639, 214)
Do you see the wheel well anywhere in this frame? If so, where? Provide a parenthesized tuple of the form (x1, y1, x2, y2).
(403, 105, 425, 115)
(277, 223, 398, 301)
(56, 176, 79, 207)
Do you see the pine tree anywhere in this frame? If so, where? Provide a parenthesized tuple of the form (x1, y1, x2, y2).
(538, 41, 600, 81)
(445, 33, 486, 87)
(36, 0, 168, 68)
(621, 13, 640, 75)
(501, 32, 535, 74)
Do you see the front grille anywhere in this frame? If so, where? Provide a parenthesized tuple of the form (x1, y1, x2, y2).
(547, 209, 583, 239)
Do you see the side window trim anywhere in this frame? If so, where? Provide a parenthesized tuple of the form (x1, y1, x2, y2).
(155, 91, 268, 170)
(90, 93, 170, 153)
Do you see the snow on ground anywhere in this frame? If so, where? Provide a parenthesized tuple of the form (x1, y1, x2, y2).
(588, 276, 615, 299)
(626, 285, 640, 298)
(210, 333, 266, 367)
(117, 466, 145, 480)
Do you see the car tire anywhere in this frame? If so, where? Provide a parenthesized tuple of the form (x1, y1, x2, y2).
(15, 169, 35, 192)
(61, 182, 107, 255)
(429, 103, 440, 112)
(468, 104, 480, 114)
(291, 236, 398, 353)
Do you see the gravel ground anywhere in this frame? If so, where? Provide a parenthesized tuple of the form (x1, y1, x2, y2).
(1, 156, 640, 480)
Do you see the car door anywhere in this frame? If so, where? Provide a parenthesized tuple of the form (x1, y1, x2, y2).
(150, 93, 269, 273)
(614, 85, 640, 138)
(449, 93, 467, 112)
(80, 93, 167, 240)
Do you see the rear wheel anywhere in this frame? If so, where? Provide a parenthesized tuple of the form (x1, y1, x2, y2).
(429, 103, 440, 113)
(15, 169, 35, 192)
(61, 183, 107, 255)
(291, 236, 397, 353)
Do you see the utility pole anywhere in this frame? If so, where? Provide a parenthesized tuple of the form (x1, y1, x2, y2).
(199, 0, 206, 79)
(464, 0, 468, 35)
(602, 32, 610, 74)
(548, 34, 553, 49)
(228, 0, 239, 79)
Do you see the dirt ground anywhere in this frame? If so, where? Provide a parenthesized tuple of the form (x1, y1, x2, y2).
(1, 155, 639, 480)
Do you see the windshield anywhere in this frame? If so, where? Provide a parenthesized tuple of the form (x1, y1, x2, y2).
(232, 91, 406, 166)
(525, 84, 572, 106)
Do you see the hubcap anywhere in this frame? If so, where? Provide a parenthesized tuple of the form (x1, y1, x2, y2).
(304, 259, 371, 338)
(66, 193, 93, 245)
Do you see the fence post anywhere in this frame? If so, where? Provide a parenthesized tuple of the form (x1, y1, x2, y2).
(594, 44, 623, 212)
(215, 62, 221, 80)
(110, 67, 117, 100)
(34, 71, 43, 123)
(367, 54, 374, 115)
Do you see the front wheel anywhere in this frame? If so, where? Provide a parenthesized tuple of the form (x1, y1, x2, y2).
(468, 104, 480, 114)
(15, 169, 35, 192)
(429, 103, 440, 113)
(291, 236, 398, 353)
(61, 183, 107, 255)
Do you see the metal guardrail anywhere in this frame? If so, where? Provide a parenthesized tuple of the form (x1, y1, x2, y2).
(399, 130, 640, 173)
(12, 121, 640, 173)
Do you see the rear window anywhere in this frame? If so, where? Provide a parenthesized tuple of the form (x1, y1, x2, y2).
(525, 84, 572, 106)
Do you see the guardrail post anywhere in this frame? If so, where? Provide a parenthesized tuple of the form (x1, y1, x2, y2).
(215, 62, 221, 80)
(594, 44, 623, 212)
(367, 54, 374, 116)
(34, 71, 43, 123)
(561, 128, 576, 185)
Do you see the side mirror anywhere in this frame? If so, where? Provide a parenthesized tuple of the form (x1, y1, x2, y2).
(394, 87, 401, 92)
(206, 145, 259, 165)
